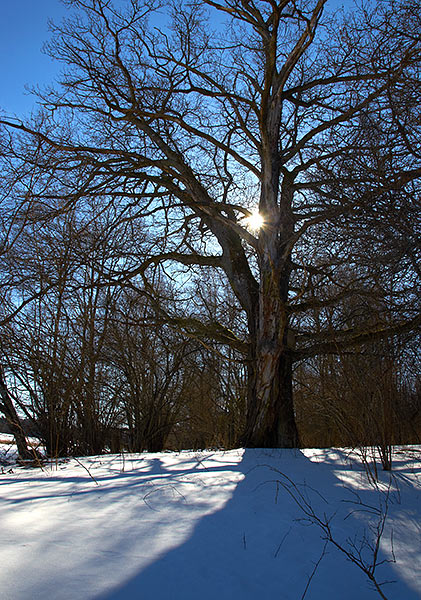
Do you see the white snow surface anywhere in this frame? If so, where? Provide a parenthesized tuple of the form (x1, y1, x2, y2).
(0, 445, 420, 599)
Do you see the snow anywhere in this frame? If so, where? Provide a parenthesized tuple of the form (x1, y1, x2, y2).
(0, 445, 420, 600)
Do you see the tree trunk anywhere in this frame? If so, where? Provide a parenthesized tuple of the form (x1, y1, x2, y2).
(241, 257, 300, 448)
(242, 319, 299, 448)
(0, 371, 34, 460)
(241, 169, 300, 448)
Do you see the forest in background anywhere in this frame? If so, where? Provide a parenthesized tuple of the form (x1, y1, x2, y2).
(0, 208, 419, 458)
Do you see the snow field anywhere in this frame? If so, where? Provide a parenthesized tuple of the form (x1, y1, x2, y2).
(0, 447, 420, 599)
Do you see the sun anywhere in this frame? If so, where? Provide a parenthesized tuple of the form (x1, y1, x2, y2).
(246, 210, 264, 231)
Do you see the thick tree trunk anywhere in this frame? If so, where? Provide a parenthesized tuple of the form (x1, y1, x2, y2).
(242, 317, 300, 448)
(0, 371, 34, 460)
(240, 236, 300, 448)
(241, 169, 300, 448)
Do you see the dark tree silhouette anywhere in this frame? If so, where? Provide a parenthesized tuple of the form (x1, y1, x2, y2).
(1, 0, 420, 447)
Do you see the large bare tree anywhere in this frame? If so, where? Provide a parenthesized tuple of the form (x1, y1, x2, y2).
(1, 0, 420, 447)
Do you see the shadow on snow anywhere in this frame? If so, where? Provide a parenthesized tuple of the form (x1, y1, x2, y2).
(94, 448, 419, 600)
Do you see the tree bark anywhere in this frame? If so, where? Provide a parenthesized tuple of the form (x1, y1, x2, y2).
(243, 348, 298, 448)
(242, 275, 300, 448)
(241, 218, 300, 446)
(0, 371, 33, 460)
(240, 135, 301, 447)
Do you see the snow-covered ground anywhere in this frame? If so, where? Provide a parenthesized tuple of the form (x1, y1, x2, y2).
(0, 441, 420, 600)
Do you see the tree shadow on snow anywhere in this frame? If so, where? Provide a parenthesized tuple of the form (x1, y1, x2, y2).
(95, 448, 420, 600)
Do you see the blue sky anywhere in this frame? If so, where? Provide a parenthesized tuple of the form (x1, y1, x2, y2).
(0, 0, 175, 117)
(0, 0, 69, 116)
(0, 0, 347, 118)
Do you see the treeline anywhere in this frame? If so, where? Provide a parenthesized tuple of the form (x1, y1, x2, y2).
(0, 198, 249, 456)
(295, 345, 421, 450)
(0, 197, 419, 456)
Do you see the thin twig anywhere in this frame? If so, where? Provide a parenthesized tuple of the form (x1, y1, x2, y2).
(73, 456, 99, 485)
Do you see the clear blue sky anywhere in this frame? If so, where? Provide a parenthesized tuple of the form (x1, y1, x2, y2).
(0, 0, 172, 117)
(0, 0, 71, 117)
